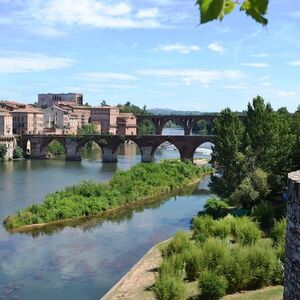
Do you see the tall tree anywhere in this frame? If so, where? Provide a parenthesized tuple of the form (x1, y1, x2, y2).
(245, 96, 295, 188)
(210, 108, 245, 197)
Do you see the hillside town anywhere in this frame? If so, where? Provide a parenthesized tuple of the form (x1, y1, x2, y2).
(0, 93, 137, 160)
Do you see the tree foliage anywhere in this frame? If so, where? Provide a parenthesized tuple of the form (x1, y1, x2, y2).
(196, 0, 269, 25)
(0, 144, 8, 161)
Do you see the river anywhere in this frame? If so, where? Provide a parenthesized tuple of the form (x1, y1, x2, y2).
(0, 128, 213, 300)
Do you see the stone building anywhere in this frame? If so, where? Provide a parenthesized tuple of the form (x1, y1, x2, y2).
(11, 108, 44, 135)
(0, 110, 14, 160)
(91, 106, 120, 134)
(43, 106, 79, 135)
(284, 170, 300, 299)
(0, 100, 26, 111)
(58, 104, 91, 128)
(116, 113, 137, 135)
(38, 93, 83, 108)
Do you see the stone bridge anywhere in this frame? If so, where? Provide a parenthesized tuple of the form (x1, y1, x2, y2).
(136, 114, 219, 135)
(19, 134, 214, 163)
(136, 114, 246, 135)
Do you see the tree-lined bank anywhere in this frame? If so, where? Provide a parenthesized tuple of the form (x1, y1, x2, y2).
(4, 160, 211, 230)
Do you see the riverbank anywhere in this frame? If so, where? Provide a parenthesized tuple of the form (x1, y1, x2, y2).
(101, 236, 283, 300)
(4, 160, 212, 231)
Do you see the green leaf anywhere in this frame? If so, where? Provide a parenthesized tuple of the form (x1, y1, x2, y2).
(197, 0, 225, 24)
(240, 0, 269, 25)
(224, 0, 237, 15)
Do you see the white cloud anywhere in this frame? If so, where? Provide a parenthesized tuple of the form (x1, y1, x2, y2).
(277, 90, 296, 97)
(136, 8, 159, 19)
(208, 42, 226, 54)
(0, 53, 74, 73)
(288, 60, 300, 66)
(251, 53, 269, 58)
(21, 0, 162, 29)
(138, 68, 246, 86)
(80, 72, 138, 81)
(223, 85, 248, 90)
(154, 43, 200, 54)
(241, 63, 269, 68)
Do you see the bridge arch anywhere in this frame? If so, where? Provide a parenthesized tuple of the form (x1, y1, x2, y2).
(153, 140, 181, 161)
(40, 138, 67, 158)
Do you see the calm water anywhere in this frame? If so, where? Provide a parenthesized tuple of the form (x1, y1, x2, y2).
(0, 129, 213, 300)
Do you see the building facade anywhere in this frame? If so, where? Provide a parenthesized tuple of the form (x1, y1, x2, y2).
(116, 113, 137, 135)
(38, 93, 83, 108)
(59, 104, 91, 128)
(11, 109, 44, 135)
(91, 106, 119, 134)
(43, 106, 79, 135)
(0, 110, 14, 160)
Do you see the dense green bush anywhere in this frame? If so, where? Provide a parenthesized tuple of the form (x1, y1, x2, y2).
(13, 146, 24, 159)
(4, 161, 210, 229)
(251, 201, 275, 230)
(198, 270, 227, 300)
(155, 215, 283, 299)
(271, 218, 286, 246)
(192, 215, 214, 243)
(203, 198, 230, 219)
(153, 274, 186, 300)
(231, 217, 262, 245)
(163, 231, 192, 257)
(0, 144, 7, 161)
(184, 245, 203, 281)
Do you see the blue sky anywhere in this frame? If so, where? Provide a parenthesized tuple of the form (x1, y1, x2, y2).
(0, 0, 300, 112)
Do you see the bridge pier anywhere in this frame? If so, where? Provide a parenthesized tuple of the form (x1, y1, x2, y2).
(140, 146, 155, 163)
(102, 146, 118, 163)
(65, 138, 81, 161)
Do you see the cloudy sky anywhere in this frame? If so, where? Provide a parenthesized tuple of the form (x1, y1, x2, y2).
(1, 0, 300, 111)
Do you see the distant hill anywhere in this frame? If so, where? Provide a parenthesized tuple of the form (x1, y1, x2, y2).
(148, 108, 204, 115)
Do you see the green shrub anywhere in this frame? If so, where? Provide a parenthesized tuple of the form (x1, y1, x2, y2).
(220, 245, 251, 293)
(200, 238, 230, 271)
(13, 146, 24, 159)
(251, 201, 275, 230)
(153, 274, 185, 300)
(203, 198, 230, 219)
(159, 254, 185, 278)
(245, 239, 278, 289)
(184, 246, 203, 281)
(270, 218, 286, 246)
(192, 215, 214, 243)
(232, 217, 262, 245)
(198, 270, 227, 300)
(212, 219, 231, 240)
(164, 231, 192, 257)
(0, 144, 7, 161)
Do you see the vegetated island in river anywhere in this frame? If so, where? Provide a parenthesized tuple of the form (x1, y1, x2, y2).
(4, 160, 212, 231)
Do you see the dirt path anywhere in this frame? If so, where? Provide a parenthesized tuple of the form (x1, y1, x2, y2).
(101, 240, 168, 300)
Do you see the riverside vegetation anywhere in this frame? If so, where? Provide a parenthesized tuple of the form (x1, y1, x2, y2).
(4, 160, 211, 229)
(153, 96, 299, 299)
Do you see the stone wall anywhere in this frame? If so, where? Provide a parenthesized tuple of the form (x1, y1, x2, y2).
(284, 170, 300, 299)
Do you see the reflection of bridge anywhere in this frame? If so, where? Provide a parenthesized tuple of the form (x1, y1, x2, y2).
(136, 114, 219, 135)
(20, 134, 214, 163)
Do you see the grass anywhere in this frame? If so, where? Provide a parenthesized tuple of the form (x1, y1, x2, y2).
(222, 286, 283, 300)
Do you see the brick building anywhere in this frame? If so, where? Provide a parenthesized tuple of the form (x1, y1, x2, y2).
(11, 108, 44, 135)
(58, 104, 91, 128)
(91, 106, 119, 134)
(116, 113, 137, 135)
